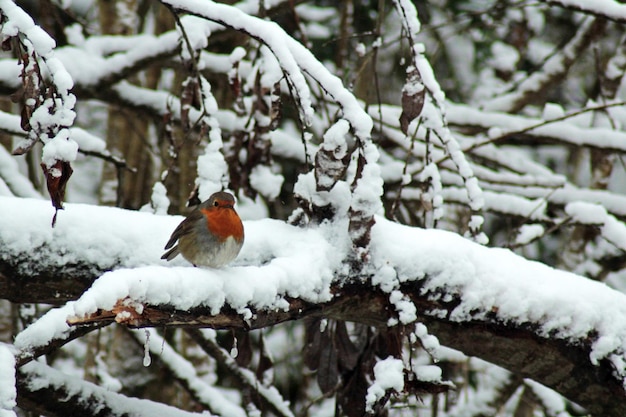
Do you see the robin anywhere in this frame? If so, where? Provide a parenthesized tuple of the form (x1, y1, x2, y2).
(161, 191, 244, 267)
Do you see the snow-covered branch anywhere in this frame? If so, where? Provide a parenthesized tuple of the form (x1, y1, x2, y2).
(482, 17, 606, 112)
(17, 361, 208, 417)
(544, 0, 626, 23)
(3, 196, 626, 415)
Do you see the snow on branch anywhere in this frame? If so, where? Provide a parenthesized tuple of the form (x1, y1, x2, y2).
(482, 17, 606, 113)
(544, 0, 626, 23)
(163, 0, 314, 126)
(448, 100, 626, 154)
(3, 196, 626, 414)
(18, 361, 209, 417)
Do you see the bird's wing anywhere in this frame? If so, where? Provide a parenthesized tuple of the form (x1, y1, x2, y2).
(163, 209, 204, 249)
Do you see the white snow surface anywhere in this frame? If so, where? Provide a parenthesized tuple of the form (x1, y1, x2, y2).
(0, 345, 16, 414)
(365, 357, 404, 412)
(4, 196, 626, 381)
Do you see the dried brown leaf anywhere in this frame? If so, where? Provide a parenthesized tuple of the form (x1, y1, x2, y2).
(1, 37, 11, 52)
(40, 160, 73, 227)
(303, 318, 322, 370)
(373, 327, 403, 359)
(336, 321, 359, 371)
(317, 329, 338, 394)
(19, 104, 31, 132)
(314, 148, 349, 192)
(399, 66, 425, 135)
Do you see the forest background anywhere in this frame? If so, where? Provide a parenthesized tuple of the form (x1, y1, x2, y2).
(2, 0, 626, 416)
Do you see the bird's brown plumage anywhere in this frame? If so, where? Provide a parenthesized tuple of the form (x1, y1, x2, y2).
(161, 191, 244, 267)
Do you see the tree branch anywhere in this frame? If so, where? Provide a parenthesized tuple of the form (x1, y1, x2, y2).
(544, 0, 626, 24)
(66, 281, 626, 417)
(17, 361, 206, 417)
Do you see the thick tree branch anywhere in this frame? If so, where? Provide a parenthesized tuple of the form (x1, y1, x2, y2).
(3, 198, 626, 416)
(66, 281, 626, 417)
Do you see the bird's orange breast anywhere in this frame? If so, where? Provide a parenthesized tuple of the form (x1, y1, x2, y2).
(200, 207, 244, 242)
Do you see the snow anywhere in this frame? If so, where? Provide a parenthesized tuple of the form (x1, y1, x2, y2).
(3, 1, 626, 412)
(369, 216, 626, 376)
(550, 0, 626, 22)
(0, 0, 78, 168)
(389, 290, 417, 325)
(41, 129, 79, 168)
(414, 365, 442, 382)
(489, 41, 519, 73)
(14, 304, 75, 359)
(162, 0, 315, 126)
(365, 357, 404, 412)
(0, 146, 42, 198)
(414, 323, 441, 359)
(249, 165, 283, 200)
(565, 202, 626, 252)
(145, 182, 170, 215)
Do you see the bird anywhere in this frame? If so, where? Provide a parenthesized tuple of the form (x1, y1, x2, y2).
(161, 191, 244, 267)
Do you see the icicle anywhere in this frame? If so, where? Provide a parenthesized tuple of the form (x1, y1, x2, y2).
(143, 329, 152, 367)
(230, 336, 238, 358)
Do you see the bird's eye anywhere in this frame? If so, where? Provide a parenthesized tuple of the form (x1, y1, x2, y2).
(213, 200, 219, 207)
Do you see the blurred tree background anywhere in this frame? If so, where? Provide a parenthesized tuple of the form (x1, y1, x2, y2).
(2, 0, 626, 416)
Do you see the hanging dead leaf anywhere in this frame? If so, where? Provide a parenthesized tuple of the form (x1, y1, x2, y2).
(317, 328, 339, 394)
(335, 321, 359, 371)
(373, 327, 403, 359)
(399, 66, 425, 135)
(315, 147, 349, 192)
(19, 104, 32, 132)
(1, 37, 11, 51)
(337, 333, 376, 417)
(303, 317, 322, 370)
(41, 160, 73, 227)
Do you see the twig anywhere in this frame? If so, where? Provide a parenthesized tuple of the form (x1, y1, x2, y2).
(435, 100, 626, 167)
